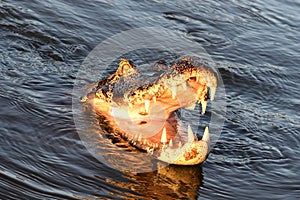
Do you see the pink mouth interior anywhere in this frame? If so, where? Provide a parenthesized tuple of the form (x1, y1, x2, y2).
(110, 103, 178, 144)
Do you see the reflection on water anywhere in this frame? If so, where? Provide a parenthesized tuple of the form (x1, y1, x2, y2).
(0, 0, 299, 199)
(102, 164, 203, 199)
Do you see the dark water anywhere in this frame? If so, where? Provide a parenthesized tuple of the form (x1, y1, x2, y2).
(1, 0, 299, 199)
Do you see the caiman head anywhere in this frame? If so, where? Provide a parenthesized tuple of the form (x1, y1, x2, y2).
(83, 57, 217, 165)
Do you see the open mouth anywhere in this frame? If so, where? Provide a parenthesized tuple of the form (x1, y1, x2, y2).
(82, 57, 217, 165)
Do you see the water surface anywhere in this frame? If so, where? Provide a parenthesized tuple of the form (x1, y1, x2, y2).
(0, 0, 299, 199)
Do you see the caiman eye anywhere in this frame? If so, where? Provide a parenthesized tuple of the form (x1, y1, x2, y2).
(188, 76, 197, 81)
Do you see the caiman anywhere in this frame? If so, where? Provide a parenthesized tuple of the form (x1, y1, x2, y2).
(82, 57, 217, 165)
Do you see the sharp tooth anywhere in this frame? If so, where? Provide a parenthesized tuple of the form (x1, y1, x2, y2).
(169, 139, 173, 147)
(146, 147, 150, 153)
(153, 96, 156, 103)
(161, 127, 168, 143)
(196, 76, 199, 82)
(144, 99, 150, 113)
(138, 134, 142, 142)
(210, 87, 216, 101)
(171, 85, 176, 99)
(187, 124, 195, 143)
(202, 126, 210, 142)
(178, 141, 182, 148)
(143, 139, 147, 145)
(201, 100, 207, 114)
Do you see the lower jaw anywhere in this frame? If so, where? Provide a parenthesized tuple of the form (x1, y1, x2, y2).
(94, 105, 210, 165)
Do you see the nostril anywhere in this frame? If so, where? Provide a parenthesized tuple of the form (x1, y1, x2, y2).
(139, 112, 148, 116)
(138, 121, 147, 125)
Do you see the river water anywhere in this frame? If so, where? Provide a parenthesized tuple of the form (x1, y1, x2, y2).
(0, 0, 299, 199)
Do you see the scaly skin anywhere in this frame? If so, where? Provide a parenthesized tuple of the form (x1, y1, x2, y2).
(83, 57, 217, 165)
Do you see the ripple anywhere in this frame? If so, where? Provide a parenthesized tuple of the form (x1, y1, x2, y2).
(1, 0, 300, 199)
(0, 169, 76, 199)
(187, 29, 234, 49)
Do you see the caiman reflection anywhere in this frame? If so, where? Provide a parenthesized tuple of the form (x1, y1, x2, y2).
(82, 57, 217, 165)
(101, 164, 203, 199)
